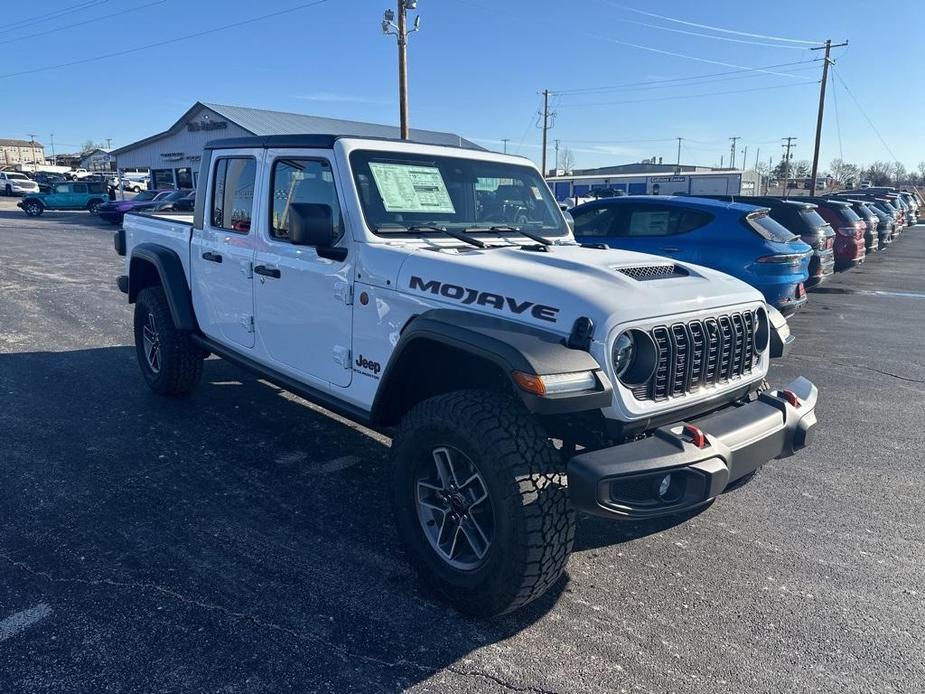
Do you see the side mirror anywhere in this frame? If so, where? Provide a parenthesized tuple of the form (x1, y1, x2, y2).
(562, 209, 575, 234)
(289, 203, 347, 261)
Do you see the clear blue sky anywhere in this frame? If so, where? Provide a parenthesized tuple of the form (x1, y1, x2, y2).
(4, 0, 921, 173)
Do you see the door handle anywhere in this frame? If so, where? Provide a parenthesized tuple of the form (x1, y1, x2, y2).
(254, 264, 281, 279)
(202, 251, 223, 263)
(659, 246, 681, 253)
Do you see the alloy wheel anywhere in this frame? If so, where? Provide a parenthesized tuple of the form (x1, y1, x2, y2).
(142, 312, 161, 373)
(415, 446, 494, 570)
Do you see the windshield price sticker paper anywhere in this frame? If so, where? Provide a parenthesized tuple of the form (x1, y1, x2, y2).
(369, 163, 456, 214)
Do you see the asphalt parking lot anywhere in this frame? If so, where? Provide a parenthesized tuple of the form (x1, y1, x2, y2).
(1, 198, 923, 694)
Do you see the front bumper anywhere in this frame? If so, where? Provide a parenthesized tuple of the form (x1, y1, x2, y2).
(568, 377, 818, 519)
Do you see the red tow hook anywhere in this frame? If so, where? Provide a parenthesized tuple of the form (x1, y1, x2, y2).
(779, 389, 802, 408)
(682, 423, 707, 449)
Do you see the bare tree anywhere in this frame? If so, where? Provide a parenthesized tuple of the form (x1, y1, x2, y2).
(892, 161, 908, 184)
(864, 161, 893, 186)
(559, 147, 575, 174)
(917, 161, 925, 184)
(829, 158, 860, 186)
(794, 160, 811, 177)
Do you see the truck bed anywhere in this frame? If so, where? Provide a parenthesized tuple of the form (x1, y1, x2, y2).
(123, 211, 194, 282)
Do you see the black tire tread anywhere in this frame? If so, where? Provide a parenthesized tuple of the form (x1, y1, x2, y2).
(392, 390, 574, 616)
(134, 286, 203, 396)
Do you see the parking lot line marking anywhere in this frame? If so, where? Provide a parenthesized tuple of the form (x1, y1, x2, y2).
(0, 603, 52, 642)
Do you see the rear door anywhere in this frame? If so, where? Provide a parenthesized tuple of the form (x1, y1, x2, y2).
(190, 152, 259, 349)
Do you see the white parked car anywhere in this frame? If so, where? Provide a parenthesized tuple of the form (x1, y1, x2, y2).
(123, 176, 149, 192)
(67, 168, 94, 180)
(0, 171, 40, 196)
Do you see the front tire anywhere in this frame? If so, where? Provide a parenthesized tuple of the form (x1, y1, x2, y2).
(391, 390, 574, 616)
(133, 286, 204, 396)
(87, 199, 103, 214)
(23, 200, 43, 217)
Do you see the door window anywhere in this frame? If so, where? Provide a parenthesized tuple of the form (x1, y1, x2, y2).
(211, 158, 256, 233)
(54, 184, 70, 194)
(623, 206, 712, 237)
(572, 206, 621, 237)
(73, 183, 88, 194)
(269, 158, 342, 242)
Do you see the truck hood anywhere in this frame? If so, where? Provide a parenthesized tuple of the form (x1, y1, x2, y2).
(396, 243, 764, 337)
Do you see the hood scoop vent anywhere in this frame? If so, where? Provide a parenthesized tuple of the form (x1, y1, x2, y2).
(615, 264, 688, 281)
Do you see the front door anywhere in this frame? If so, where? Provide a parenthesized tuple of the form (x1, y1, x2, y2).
(190, 155, 258, 349)
(253, 152, 353, 388)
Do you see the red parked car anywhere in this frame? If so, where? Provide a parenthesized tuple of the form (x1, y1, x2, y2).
(795, 197, 866, 269)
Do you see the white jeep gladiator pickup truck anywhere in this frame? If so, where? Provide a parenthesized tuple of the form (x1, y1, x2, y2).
(115, 134, 817, 616)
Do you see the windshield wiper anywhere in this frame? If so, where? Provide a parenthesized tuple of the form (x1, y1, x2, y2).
(465, 225, 553, 246)
(376, 224, 487, 249)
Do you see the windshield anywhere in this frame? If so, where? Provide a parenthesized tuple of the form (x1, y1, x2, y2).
(746, 211, 798, 242)
(798, 208, 829, 231)
(349, 150, 569, 238)
(133, 191, 158, 201)
(7, 173, 29, 180)
(831, 205, 861, 224)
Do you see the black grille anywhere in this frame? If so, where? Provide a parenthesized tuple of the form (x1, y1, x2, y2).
(634, 311, 758, 402)
(617, 264, 686, 281)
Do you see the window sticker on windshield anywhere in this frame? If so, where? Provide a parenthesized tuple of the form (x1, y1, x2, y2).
(368, 162, 456, 214)
(530, 185, 543, 201)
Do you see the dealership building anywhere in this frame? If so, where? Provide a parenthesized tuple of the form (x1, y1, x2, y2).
(111, 101, 479, 190)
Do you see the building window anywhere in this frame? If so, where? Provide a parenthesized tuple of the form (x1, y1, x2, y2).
(269, 158, 341, 241)
(211, 158, 256, 233)
(175, 167, 193, 190)
(152, 169, 175, 190)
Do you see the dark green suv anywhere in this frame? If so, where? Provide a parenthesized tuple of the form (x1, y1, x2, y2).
(18, 182, 109, 217)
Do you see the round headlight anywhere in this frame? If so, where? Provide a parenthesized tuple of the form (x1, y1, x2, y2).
(612, 331, 636, 378)
(612, 329, 659, 387)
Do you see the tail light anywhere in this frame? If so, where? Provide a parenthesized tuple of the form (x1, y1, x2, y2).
(835, 226, 858, 238)
(756, 254, 806, 266)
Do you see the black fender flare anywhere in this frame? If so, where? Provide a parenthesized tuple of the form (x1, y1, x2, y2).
(128, 243, 199, 332)
(371, 308, 612, 423)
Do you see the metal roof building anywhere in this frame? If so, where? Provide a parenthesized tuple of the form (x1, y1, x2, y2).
(111, 101, 479, 190)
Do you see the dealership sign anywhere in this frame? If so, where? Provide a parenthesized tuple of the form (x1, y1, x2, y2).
(651, 176, 688, 183)
(187, 120, 228, 132)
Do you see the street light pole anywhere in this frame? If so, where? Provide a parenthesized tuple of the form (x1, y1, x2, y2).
(382, 1, 420, 140)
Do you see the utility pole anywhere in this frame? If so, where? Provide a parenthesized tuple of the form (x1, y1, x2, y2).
(28, 134, 37, 169)
(754, 148, 760, 171)
(675, 137, 683, 172)
(50, 133, 56, 165)
(538, 89, 555, 177)
(554, 139, 560, 172)
(729, 136, 740, 169)
(809, 38, 848, 196)
(105, 138, 112, 150)
(381, 1, 421, 140)
(768, 155, 773, 194)
(782, 136, 797, 196)
(501, 138, 509, 154)
(741, 145, 748, 172)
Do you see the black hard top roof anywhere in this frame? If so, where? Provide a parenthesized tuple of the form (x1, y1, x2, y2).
(203, 133, 486, 152)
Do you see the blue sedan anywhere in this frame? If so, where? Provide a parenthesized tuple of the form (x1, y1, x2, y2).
(569, 195, 813, 314)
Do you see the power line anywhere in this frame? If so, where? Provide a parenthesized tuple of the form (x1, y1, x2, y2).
(555, 81, 815, 109)
(594, 1, 812, 50)
(553, 60, 819, 97)
(0, 0, 110, 35)
(830, 70, 844, 161)
(831, 66, 898, 163)
(0, 0, 332, 80)
(450, 0, 816, 78)
(603, 3, 821, 45)
(0, 0, 167, 47)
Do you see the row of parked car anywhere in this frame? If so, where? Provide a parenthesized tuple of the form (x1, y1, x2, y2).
(565, 187, 921, 315)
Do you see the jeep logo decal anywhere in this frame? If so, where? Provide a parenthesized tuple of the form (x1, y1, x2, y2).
(354, 354, 382, 375)
(409, 276, 560, 323)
